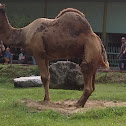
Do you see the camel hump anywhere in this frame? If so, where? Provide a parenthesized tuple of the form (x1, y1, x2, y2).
(56, 8, 85, 18)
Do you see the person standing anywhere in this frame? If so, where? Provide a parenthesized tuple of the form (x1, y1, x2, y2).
(18, 49, 25, 64)
(117, 37, 126, 70)
(4, 47, 11, 64)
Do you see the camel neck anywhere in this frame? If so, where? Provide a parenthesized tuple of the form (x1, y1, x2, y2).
(0, 11, 26, 48)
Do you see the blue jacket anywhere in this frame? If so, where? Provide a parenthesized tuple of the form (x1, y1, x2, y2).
(4, 52, 11, 59)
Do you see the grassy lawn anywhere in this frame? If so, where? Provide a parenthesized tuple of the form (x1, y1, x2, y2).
(0, 64, 126, 126)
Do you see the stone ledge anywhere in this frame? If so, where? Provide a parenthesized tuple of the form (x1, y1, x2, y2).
(14, 76, 42, 88)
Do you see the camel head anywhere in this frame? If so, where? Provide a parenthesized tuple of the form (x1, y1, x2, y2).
(0, 3, 5, 17)
(0, 3, 5, 10)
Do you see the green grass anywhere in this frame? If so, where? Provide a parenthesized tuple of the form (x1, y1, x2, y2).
(0, 64, 126, 126)
(92, 84, 126, 102)
(1, 82, 126, 126)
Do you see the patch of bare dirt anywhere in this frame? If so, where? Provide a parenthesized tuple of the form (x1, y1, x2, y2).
(21, 99, 126, 115)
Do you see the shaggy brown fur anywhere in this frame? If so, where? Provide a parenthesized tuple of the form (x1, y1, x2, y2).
(0, 4, 109, 107)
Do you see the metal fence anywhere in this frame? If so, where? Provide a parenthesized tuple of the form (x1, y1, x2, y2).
(106, 47, 120, 68)
(10, 54, 33, 64)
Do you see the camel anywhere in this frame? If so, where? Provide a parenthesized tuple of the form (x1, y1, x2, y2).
(0, 4, 109, 107)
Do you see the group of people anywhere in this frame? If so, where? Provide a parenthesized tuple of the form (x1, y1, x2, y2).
(118, 37, 126, 70)
(0, 40, 11, 64)
(0, 40, 36, 65)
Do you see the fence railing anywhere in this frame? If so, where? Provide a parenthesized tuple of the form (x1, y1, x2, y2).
(10, 54, 33, 64)
(106, 47, 120, 68)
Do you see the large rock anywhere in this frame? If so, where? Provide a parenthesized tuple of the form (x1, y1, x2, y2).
(14, 76, 42, 88)
(49, 61, 84, 89)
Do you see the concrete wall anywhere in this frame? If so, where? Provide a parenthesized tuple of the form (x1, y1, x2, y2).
(107, 2, 126, 33)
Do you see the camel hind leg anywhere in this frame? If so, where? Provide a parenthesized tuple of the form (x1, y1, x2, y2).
(75, 37, 98, 107)
(76, 62, 97, 107)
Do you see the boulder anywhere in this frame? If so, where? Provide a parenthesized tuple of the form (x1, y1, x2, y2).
(14, 76, 42, 88)
(49, 61, 84, 89)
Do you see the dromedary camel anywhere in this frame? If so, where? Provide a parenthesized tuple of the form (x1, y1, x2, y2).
(0, 4, 109, 107)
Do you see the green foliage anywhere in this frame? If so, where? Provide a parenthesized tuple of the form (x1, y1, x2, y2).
(0, 64, 40, 81)
(1, 64, 126, 84)
(96, 71, 126, 84)
(9, 15, 33, 28)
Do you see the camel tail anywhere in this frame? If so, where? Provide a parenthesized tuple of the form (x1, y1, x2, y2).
(96, 35, 109, 69)
(100, 43, 109, 69)
(56, 8, 85, 18)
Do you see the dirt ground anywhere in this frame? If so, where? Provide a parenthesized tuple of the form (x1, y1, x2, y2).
(21, 99, 126, 115)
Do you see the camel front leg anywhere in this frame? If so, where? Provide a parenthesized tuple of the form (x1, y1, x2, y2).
(35, 57, 50, 101)
(76, 62, 96, 107)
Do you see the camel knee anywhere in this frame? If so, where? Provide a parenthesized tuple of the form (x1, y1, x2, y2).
(42, 77, 48, 84)
(41, 77, 49, 86)
(40, 72, 50, 85)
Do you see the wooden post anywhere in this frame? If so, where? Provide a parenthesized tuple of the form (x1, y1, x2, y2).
(44, 0, 48, 18)
(102, 1, 108, 47)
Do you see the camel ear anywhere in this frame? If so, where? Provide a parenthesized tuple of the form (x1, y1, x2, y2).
(0, 3, 5, 9)
(2, 4, 5, 8)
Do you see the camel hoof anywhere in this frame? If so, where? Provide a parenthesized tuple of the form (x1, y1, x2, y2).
(41, 99, 50, 105)
(75, 101, 85, 108)
(43, 99, 50, 102)
(43, 98, 50, 102)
